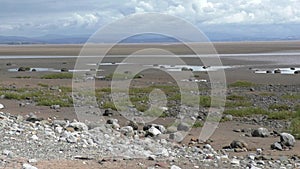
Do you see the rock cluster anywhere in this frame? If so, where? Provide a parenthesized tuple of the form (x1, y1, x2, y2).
(0, 111, 299, 168)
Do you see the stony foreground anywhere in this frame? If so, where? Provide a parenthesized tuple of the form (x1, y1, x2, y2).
(0, 111, 299, 169)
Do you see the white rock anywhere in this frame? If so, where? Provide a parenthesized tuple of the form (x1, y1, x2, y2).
(2, 149, 12, 156)
(231, 159, 240, 166)
(31, 135, 39, 140)
(0, 104, 4, 109)
(55, 126, 63, 134)
(171, 165, 182, 169)
(120, 126, 134, 136)
(148, 126, 162, 136)
(280, 133, 296, 146)
(250, 166, 262, 169)
(23, 163, 38, 169)
(28, 159, 38, 163)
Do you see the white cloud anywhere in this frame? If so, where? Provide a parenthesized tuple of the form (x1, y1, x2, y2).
(0, 0, 300, 36)
(62, 13, 99, 27)
(125, 0, 300, 25)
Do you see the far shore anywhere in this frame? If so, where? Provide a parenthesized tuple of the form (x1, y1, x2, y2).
(1, 41, 300, 56)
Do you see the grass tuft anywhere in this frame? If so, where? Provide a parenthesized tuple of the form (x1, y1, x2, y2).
(229, 81, 256, 87)
(41, 73, 73, 79)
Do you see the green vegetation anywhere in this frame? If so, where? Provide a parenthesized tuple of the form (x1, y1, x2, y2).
(37, 98, 72, 107)
(0, 86, 73, 107)
(225, 101, 252, 108)
(104, 73, 144, 80)
(269, 104, 290, 111)
(258, 92, 276, 96)
(229, 81, 256, 87)
(102, 102, 117, 111)
(192, 121, 203, 128)
(199, 96, 211, 107)
(281, 94, 300, 100)
(224, 107, 268, 117)
(41, 73, 73, 79)
(290, 110, 300, 139)
(268, 111, 293, 120)
(38, 83, 49, 88)
(227, 94, 246, 101)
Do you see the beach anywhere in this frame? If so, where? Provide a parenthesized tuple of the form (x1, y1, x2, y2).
(0, 42, 300, 168)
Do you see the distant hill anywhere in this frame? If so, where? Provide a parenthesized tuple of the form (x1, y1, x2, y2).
(1, 24, 300, 44)
(0, 34, 89, 44)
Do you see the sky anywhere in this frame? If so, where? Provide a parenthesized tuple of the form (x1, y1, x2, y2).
(0, 0, 300, 40)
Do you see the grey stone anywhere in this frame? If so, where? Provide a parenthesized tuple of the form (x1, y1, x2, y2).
(147, 126, 162, 137)
(52, 120, 67, 127)
(280, 133, 295, 147)
(2, 149, 13, 157)
(50, 105, 60, 110)
(230, 140, 248, 149)
(66, 134, 78, 143)
(153, 124, 166, 133)
(169, 132, 184, 142)
(148, 155, 156, 161)
(177, 122, 190, 131)
(120, 126, 134, 136)
(26, 113, 42, 122)
(231, 158, 240, 166)
(271, 142, 283, 151)
(167, 126, 177, 133)
(252, 128, 270, 137)
(103, 109, 113, 116)
(106, 119, 118, 125)
(69, 122, 88, 131)
(127, 121, 139, 130)
(224, 114, 233, 121)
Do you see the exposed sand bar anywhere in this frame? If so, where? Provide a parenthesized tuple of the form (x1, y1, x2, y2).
(1, 41, 300, 56)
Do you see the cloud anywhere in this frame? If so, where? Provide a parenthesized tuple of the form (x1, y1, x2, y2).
(0, 0, 300, 36)
(62, 13, 99, 27)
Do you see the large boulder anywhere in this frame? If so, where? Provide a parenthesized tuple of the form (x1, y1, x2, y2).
(0, 103, 4, 109)
(252, 128, 270, 137)
(280, 133, 296, 147)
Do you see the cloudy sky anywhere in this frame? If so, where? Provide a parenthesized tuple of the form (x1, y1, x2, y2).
(1, 0, 300, 40)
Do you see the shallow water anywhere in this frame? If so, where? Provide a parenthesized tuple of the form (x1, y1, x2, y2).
(254, 67, 300, 75)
